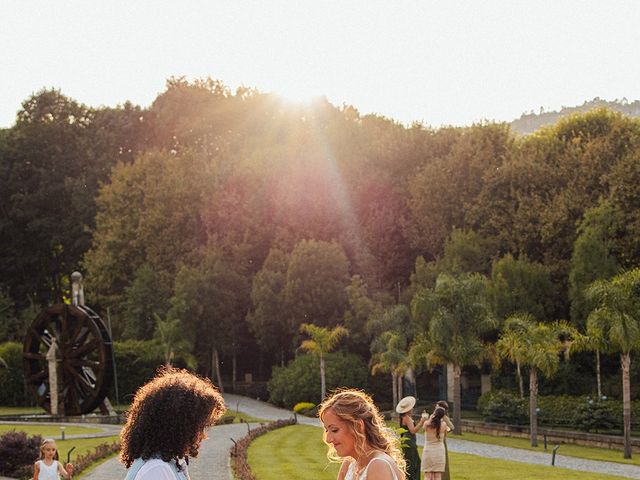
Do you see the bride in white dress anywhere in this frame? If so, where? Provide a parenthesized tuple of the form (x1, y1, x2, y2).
(320, 389, 406, 480)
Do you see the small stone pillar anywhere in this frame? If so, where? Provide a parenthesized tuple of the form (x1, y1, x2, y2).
(46, 341, 64, 416)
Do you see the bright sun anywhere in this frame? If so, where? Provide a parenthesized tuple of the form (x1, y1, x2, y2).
(271, 82, 323, 106)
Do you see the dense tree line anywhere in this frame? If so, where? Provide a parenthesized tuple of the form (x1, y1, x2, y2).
(2, 79, 640, 424)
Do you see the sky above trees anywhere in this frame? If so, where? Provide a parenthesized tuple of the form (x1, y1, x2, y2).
(2, 0, 640, 129)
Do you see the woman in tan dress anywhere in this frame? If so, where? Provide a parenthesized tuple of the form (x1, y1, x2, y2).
(421, 407, 449, 480)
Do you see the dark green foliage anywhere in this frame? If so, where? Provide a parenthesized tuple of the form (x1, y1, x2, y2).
(478, 391, 640, 431)
(110, 340, 164, 401)
(0, 289, 18, 342)
(284, 239, 350, 329)
(268, 352, 368, 408)
(489, 254, 556, 322)
(121, 264, 170, 339)
(574, 399, 616, 432)
(477, 390, 528, 425)
(0, 431, 41, 479)
(569, 201, 620, 330)
(0, 342, 27, 406)
(0, 90, 146, 309)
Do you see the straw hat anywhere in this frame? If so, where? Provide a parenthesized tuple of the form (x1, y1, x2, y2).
(395, 396, 416, 414)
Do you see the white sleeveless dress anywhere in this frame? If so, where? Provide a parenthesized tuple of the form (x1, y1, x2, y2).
(36, 460, 60, 480)
(345, 455, 399, 480)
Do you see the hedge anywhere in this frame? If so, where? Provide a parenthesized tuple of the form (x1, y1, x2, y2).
(478, 390, 640, 431)
(268, 352, 368, 408)
(0, 342, 28, 406)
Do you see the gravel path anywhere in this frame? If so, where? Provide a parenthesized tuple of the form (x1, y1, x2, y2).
(81, 423, 250, 480)
(68, 393, 640, 479)
(445, 437, 640, 479)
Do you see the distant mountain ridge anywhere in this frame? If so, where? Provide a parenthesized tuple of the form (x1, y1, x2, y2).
(509, 98, 640, 135)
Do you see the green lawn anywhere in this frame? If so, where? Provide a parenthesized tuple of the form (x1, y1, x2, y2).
(55, 436, 120, 464)
(0, 406, 43, 415)
(455, 431, 640, 466)
(0, 423, 103, 436)
(228, 411, 269, 424)
(248, 424, 630, 480)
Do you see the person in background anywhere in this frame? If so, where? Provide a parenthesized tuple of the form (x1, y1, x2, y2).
(436, 400, 454, 480)
(421, 407, 449, 480)
(320, 389, 406, 480)
(120, 367, 226, 480)
(395, 396, 426, 480)
(33, 438, 73, 480)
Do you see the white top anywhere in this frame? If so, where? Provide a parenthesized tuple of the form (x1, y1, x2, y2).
(133, 459, 182, 480)
(345, 455, 399, 480)
(36, 460, 60, 480)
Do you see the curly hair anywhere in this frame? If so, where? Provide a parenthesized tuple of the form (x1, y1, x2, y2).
(319, 389, 406, 475)
(119, 366, 225, 467)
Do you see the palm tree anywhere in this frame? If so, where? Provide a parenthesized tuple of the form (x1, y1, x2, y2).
(367, 304, 416, 400)
(569, 325, 611, 400)
(495, 313, 529, 398)
(371, 331, 410, 408)
(153, 313, 196, 369)
(586, 268, 640, 459)
(497, 315, 575, 447)
(299, 323, 349, 400)
(410, 273, 494, 434)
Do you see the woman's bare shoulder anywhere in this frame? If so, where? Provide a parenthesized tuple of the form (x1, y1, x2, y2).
(367, 455, 401, 480)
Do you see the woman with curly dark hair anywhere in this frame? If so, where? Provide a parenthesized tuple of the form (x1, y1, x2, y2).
(120, 367, 226, 480)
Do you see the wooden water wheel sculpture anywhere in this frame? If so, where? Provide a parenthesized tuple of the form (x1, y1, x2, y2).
(23, 303, 113, 415)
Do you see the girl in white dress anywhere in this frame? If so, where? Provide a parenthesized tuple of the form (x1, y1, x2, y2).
(320, 389, 406, 480)
(33, 438, 73, 480)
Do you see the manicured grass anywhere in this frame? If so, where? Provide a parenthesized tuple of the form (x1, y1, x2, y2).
(248, 424, 630, 480)
(248, 425, 339, 479)
(0, 423, 103, 436)
(55, 436, 120, 464)
(445, 450, 628, 480)
(229, 411, 269, 424)
(0, 406, 43, 415)
(455, 431, 640, 466)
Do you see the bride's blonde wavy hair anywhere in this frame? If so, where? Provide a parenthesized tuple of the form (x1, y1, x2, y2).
(319, 389, 406, 476)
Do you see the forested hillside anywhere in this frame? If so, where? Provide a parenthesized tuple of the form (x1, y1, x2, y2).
(510, 97, 640, 134)
(2, 78, 640, 397)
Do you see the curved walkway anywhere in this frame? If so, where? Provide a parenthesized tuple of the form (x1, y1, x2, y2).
(73, 393, 640, 479)
(0, 420, 121, 440)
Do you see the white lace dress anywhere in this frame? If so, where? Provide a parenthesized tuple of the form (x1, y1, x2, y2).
(344, 455, 399, 480)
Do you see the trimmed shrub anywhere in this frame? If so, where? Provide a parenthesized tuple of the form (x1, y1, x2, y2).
(0, 431, 41, 479)
(294, 403, 318, 417)
(478, 391, 640, 432)
(72, 441, 120, 475)
(110, 340, 165, 402)
(293, 402, 316, 414)
(268, 352, 368, 408)
(574, 399, 616, 432)
(477, 390, 527, 425)
(0, 342, 27, 406)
